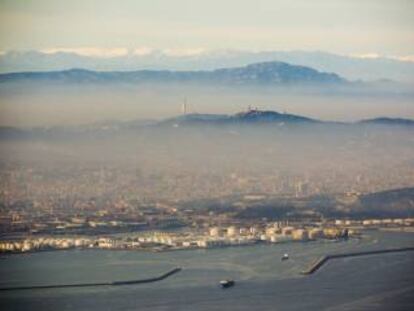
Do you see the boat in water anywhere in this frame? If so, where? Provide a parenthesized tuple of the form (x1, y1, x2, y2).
(281, 253, 289, 261)
(220, 279, 235, 288)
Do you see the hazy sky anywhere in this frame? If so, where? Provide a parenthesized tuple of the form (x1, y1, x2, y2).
(0, 0, 413, 57)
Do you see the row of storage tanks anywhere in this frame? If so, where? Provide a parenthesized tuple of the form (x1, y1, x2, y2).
(208, 225, 345, 241)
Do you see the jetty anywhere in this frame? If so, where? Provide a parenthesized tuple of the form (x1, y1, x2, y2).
(0, 267, 182, 291)
(302, 247, 414, 275)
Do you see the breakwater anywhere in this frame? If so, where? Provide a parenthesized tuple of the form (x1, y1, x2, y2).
(302, 247, 414, 275)
(0, 267, 182, 291)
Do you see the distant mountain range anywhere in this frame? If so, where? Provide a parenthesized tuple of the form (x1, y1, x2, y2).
(1, 109, 413, 141)
(1, 50, 414, 82)
(0, 61, 344, 86)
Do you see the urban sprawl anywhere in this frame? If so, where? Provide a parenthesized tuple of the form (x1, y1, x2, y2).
(1, 163, 414, 254)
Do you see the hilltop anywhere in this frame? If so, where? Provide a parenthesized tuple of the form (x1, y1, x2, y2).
(1, 109, 413, 142)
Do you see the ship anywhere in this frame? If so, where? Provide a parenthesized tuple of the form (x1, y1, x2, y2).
(281, 253, 289, 261)
(219, 279, 235, 288)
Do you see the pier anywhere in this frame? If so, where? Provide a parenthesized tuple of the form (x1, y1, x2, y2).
(302, 247, 414, 275)
(0, 267, 182, 291)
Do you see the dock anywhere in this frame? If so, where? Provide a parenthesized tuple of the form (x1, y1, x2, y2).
(301, 247, 414, 275)
(0, 267, 182, 291)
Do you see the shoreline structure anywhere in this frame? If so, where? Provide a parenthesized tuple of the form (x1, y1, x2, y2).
(0, 267, 182, 291)
(302, 247, 414, 275)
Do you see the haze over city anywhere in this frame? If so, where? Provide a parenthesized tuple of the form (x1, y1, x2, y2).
(0, 1, 413, 311)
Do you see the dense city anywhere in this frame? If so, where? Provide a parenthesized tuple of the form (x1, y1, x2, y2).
(1, 161, 413, 254)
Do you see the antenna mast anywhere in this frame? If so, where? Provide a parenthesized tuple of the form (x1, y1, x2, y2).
(182, 98, 188, 115)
